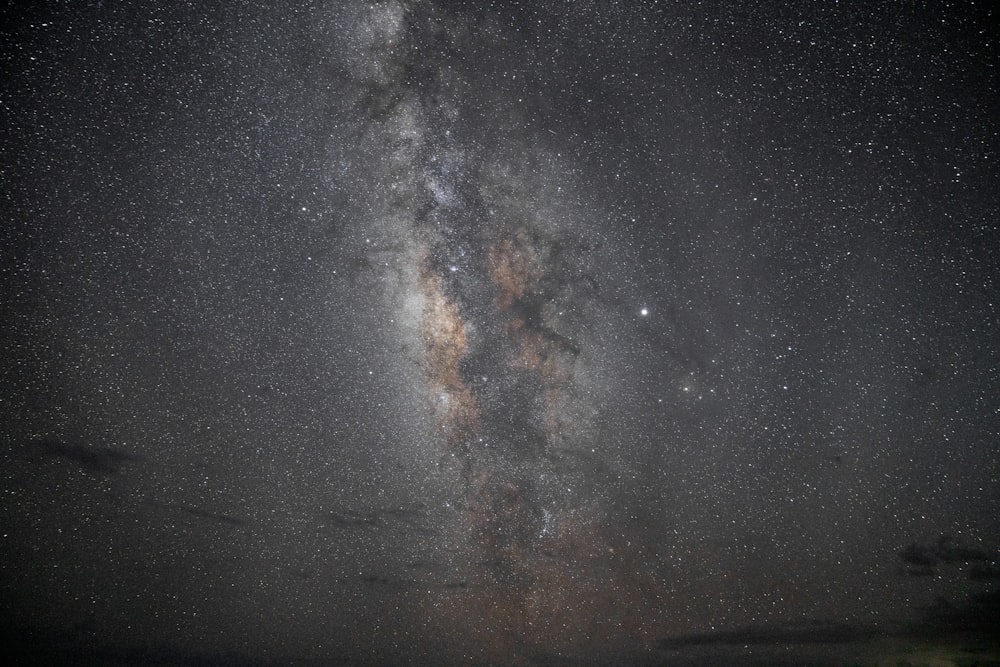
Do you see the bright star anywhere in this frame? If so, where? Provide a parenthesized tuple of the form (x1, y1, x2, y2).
(640, 307, 649, 317)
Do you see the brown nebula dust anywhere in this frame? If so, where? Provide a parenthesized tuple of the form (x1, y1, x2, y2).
(412, 226, 669, 662)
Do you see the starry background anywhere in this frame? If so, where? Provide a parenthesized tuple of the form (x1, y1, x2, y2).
(1, 1, 998, 665)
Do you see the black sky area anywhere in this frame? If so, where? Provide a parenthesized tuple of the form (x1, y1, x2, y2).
(1, 1, 998, 665)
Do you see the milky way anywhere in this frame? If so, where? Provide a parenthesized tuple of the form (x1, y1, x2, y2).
(335, 2, 668, 657)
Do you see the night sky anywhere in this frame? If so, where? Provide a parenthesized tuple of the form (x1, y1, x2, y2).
(2, 1, 998, 665)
